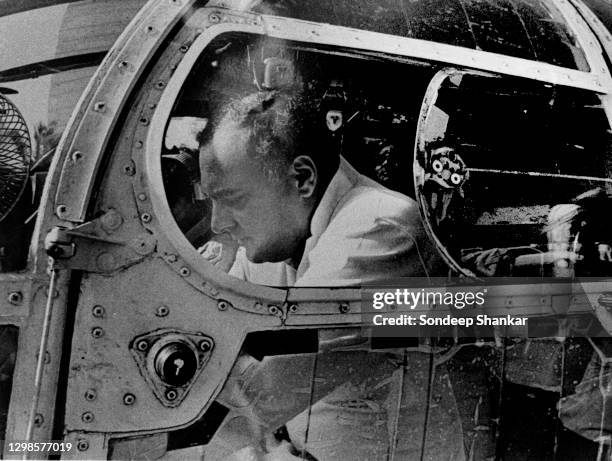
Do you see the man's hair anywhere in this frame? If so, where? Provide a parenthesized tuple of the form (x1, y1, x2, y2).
(210, 90, 341, 183)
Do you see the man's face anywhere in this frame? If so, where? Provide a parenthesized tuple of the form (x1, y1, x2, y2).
(199, 120, 310, 264)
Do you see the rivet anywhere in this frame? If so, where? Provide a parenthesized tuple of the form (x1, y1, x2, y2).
(155, 81, 166, 89)
(7, 291, 23, 305)
(217, 300, 229, 311)
(167, 254, 178, 263)
(81, 412, 94, 423)
(44, 351, 51, 364)
(118, 60, 129, 68)
(71, 151, 83, 162)
(268, 305, 280, 316)
(179, 267, 191, 277)
(155, 305, 169, 317)
(148, 103, 157, 110)
(56, 205, 68, 216)
(91, 327, 104, 338)
(135, 140, 144, 149)
(123, 163, 135, 176)
(93, 102, 106, 113)
(146, 25, 154, 33)
(139, 117, 149, 126)
(92, 305, 105, 318)
(34, 413, 44, 427)
(179, 45, 189, 53)
(136, 340, 148, 351)
(209, 12, 221, 23)
(199, 339, 212, 352)
(339, 303, 350, 314)
(123, 393, 136, 405)
(77, 439, 89, 451)
(141, 213, 152, 223)
(84, 389, 97, 401)
(254, 302, 263, 310)
(165, 389, 178, 401)
(289, 304, 298, 313)
(137, 193, 147, 201)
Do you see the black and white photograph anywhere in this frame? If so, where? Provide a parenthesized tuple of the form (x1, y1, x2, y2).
(2, 0, 612, 459)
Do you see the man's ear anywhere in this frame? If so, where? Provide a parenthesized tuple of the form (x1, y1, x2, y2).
(290, 155, 317, 198)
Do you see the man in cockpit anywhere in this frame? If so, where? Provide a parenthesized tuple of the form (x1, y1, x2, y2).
(199, 89, 464, 461)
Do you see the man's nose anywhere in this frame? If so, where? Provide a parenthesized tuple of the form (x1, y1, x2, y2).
(210, 202, 235, 234)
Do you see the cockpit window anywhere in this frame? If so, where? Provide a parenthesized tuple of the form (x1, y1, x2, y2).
(415, 72, 612, 278)
(250, 0, 589, 71)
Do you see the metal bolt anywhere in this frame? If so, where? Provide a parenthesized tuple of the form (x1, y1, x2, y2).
(155, 305, 169, 317)
(71, 150, 83, 162)
(339, 303, 350, 314)
(123, 163, 135, 176)
(289, 304, 298, 313)
(137, 193, 147, 201)
(141, 213, 152, 223)
(165, 389, 178, 401)
(91, 327, 104, 338)
(199, 339, 212, 352)
(268, 305, 280, 316)
(7, 291, 22, 305)
(209, 12, 221, 23)
(179, 267, 191, 277)
(217, 300, 229, 311)
(136, 340, 148, 352)
(77, 439, 89, 451)
(123, 393, 136, 405)
(81, 412, 94, 423)
(92, 305, 105, 318)
(84, 389, 97, 401)
(34, 413, 44, 427)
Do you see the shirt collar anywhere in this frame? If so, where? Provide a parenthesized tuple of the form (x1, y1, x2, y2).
(296, 156, 360, 276)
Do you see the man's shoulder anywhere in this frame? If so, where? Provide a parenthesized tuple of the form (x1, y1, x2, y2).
(333, 179, 420, 227)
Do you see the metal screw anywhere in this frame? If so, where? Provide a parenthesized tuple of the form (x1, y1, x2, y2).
(123, 163, 135, 176)
(91, 327, 104, 338)
(165, 389, 178, 401)
(136, 340, 148, 351)
(34, 413, 44, 427)
(141, 213, 152, 223)
(84, 389, 97, 401)
(199, 339, 212, 352)
(123, 393, 136, 406)
(179, 267, 191, 277)
(92, 305, 105, 318)
(268, 305, 280, 316)
(81, 412, 94, 423)
(289, 304, 298, 313)
(71, 150, 83, 162)
(217, 300, 229, 311)
(77, 439, 89, 451)
(155, 305, 169, 317)
(7, 291, 22, 305)
(339, 303, 350, 314)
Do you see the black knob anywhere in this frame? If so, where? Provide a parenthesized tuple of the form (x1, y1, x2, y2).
(154, 341, 198, 386)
